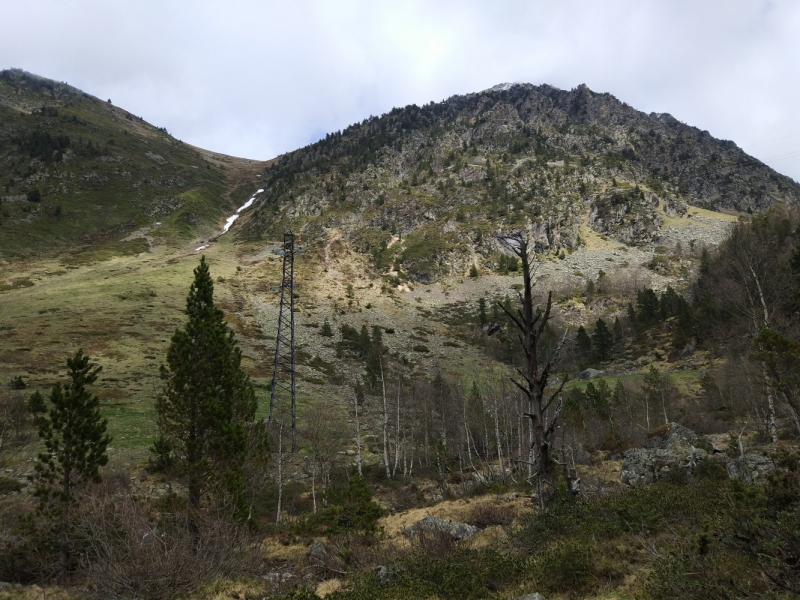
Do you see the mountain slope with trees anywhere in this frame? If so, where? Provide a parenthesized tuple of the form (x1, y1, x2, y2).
(0, 69, 264, 260)
(240, 82, 800, 283)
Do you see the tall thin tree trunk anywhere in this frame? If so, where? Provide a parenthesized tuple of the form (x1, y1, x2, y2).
(311, 457, 317, 514)
(353, 389, 363, 477)
(275, 423, 283, 525)
(379, 355, 390, 479)
(393, 381, 401, 477)
(762, 362, 779, 443)
(493, 395, 504, 478)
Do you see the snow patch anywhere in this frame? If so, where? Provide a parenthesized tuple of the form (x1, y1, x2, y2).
(221, 214, 240, 234)
(220, 189, 263, 235)
(195, 245, 209, 252)
(484, 82, 523, 93)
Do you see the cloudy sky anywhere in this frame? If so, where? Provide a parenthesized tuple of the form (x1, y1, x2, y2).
(2, 0, 799, 181)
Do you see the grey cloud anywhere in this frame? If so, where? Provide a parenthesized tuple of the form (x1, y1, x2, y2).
(2, 0, 797, 180)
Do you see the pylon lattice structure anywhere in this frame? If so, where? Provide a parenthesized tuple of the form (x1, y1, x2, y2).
(269, 231, 297, 451)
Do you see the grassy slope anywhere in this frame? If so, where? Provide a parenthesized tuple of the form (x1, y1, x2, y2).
(0, 69, 240, 260)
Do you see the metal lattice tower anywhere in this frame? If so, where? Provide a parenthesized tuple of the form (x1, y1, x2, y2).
(269, 231, 297, 451)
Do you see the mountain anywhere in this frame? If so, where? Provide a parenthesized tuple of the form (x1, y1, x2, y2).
(238, 82, 800, 283)
(0, 69, 265, 260)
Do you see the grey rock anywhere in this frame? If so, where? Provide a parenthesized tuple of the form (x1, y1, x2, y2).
(516, 594, 546, 600)
(374, 565, 390, 584)
(309, 540, 327, 564)
(647, 423, 697, 451)
(261, 572, 294, 583)
(726, 453, 776, 484)
(621, 424, 708, 486)
(578, 368, 605, 380)
(403, 515, 478, 540)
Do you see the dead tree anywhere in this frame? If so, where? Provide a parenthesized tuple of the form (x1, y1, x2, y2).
(499, 235, 567, 509)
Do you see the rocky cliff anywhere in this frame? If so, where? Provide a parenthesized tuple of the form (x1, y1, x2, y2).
(240, 83, 800, 283)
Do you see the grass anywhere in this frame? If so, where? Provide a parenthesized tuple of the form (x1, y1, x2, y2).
(0, 242, 253, 449)
(0, 71, 232, 261)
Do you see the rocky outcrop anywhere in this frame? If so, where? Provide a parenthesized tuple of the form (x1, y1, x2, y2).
(403, 516, 478, 540)
(242, 82, 800, 283)
(620, 423, 707, 487)
(620, 423, 783, 487)
(578, 368, 605, 380)
(726, 453, 776, 484)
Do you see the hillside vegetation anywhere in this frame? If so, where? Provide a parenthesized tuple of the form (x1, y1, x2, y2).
(0, 69, 264, 260)
(240, 82, 799, 283)
(0, 74, 799, 599)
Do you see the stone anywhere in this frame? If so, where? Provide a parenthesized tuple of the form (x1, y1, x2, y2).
(516, 594, 546, 600)
(578, 368, 605, 380)
(726, 453, 776, 484)
(403, 516, 478, 540)
(620, 424, 708, 487)
(646, 423, 696, 451)
(374, 565, 390, 584)
(309, 540, 328, 565)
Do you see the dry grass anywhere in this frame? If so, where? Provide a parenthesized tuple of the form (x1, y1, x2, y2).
(316, 578, 343, 597)
(0, 585, 73, 600)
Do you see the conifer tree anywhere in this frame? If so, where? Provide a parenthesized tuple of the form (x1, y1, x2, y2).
(592, 318, 614, 361)
(156, 256, 256, 518)
(576, 325, 592, 358)
(33, 349, 111, 583)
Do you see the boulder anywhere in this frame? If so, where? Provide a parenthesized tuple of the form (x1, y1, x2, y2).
(516, 594, 546, 600)
(726, 453, 776, 484)
(403, 516, 478, 540)
(578, 368, 605, 380)
(308, 540, 328, 565)
(620, 424, 708, 487)
(646, 423, 697, 451)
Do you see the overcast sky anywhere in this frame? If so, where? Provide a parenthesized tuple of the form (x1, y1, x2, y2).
(2, 0, 799, 181)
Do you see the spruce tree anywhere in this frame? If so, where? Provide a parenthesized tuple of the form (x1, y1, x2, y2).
(33, 349, 111, 583)
(576, 325, 592, 358)
(592, 318, 614, 361)
(156, 256, 256, 518)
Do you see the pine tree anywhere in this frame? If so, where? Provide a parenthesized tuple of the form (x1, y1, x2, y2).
(33, 349, 111, 583)
(156, 256, 256, 518)
(478, 297, 487, 325)
(576, 325, 592, 358)
(592, 318, 614, 361)
(613, 316, 623, 341)
(320, 318, 334, 337)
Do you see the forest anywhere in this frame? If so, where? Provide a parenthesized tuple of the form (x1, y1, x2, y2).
(1, 207, 799, 599)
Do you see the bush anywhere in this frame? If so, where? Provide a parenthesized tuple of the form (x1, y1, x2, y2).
(533, 538, 597, 596)
(301, 476, 383, 536)
(466, 501, 516, 528)
(75, 492, 261, 599)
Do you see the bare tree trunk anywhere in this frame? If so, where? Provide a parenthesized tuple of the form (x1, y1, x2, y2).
(762, 362, 779, 443)
(493, 392, 504, 478)
(310, 457, 317, 514)
(275, 423, 283, 526)
(352, 388, 363, 477)
(517, 394, 523, 476)
(379, 355, 390, 479)
(392, 381, 402, 478)
(499, 235, 567, 509)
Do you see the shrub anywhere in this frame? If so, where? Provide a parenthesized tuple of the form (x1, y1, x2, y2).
(533, 538, 597, 596)
(466, 502, 516, 528)
(301, 476, 383, 536)
(412, 344, 429, 353)
(75, 492, 261, 599)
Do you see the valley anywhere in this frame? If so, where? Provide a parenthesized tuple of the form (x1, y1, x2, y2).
(1, 70, 799, 600)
